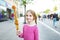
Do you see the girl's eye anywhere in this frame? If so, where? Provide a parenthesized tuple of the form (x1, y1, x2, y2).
(30, 15, 32, 17)
(26, 15, 32, 17)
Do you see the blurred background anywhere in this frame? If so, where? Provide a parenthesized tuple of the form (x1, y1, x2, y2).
(0, 0, 60, 40)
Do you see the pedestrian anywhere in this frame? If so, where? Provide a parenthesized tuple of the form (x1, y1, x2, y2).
(38, 15, 41, 20)
(11, 13, 14, 20)
(17, 10, 39, 40)
(53, 13, 57, 28)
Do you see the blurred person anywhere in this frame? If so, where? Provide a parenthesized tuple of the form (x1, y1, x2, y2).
(52, 13, 58, 28)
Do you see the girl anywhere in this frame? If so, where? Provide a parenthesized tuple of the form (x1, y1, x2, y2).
(17, 10, 38, 40)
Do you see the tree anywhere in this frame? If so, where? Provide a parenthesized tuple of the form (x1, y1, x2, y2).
(13, 0, 33, 23)
(53, 6, 58, 12)
(20, 0, 33, 23)
(44, 9, 50, 14)
(2, 10, 6, 15)
(20, 13, 23, 17)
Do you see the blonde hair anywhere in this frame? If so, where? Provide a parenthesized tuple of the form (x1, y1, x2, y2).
(26, 10, 37, 24)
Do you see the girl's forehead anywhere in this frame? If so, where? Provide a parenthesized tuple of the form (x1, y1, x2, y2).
(26, 12, 32, 15)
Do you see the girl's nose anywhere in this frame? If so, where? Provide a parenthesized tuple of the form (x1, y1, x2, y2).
(27, 16, 31, 19)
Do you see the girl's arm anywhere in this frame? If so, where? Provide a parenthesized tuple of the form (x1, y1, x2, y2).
(34, 27, 39, 40)
(17, 26, 24, 38)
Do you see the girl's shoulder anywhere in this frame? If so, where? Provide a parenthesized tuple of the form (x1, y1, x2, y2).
(23, 23, 36, 26)
(23, 24, 28, 28)
(23, 24, 37, 28)
(23, 24, 27, 26)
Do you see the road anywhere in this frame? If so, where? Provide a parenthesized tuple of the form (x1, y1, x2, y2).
(0, 17, 60, 40)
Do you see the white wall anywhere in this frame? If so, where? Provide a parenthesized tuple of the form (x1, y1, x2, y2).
(0, 6, 6, 11)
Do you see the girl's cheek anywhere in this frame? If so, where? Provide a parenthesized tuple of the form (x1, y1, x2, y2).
(31, 16, 34, 20)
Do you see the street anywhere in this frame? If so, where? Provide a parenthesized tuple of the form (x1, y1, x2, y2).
(0, 17, 60, 40)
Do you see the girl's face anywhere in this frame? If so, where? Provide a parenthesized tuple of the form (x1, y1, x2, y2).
(26, 12, 34, 23)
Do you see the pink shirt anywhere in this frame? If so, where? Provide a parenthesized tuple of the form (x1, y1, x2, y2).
(18, 24, 38, 40)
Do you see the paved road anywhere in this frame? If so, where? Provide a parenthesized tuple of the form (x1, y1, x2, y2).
(38, 21, 60, 40)
(40, 18, 60, 32)
(0, 18, 60, 40)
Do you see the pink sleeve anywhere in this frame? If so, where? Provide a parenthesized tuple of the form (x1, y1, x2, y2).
(18, 25, 25, 38)
(34, 27, 39, 40)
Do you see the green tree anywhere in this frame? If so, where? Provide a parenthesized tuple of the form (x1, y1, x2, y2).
(20, 0, 33, 23)
(14, 0, 33, 23)
(2, 10, 6, 15)
(53, 6, 58, 12)
(20, 13, 23, 17)
(44, 9, 50, 14)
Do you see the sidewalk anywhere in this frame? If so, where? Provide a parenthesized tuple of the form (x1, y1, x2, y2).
(0, 17, 24, 40)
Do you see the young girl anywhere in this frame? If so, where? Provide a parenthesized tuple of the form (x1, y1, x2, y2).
(17, 10, 38, 40)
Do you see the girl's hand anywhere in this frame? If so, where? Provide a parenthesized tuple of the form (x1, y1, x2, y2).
(16, 30, 21, 35)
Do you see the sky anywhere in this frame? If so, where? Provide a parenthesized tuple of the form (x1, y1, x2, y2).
(0, 0, 60, 15)
(26, 0, 60, 13)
